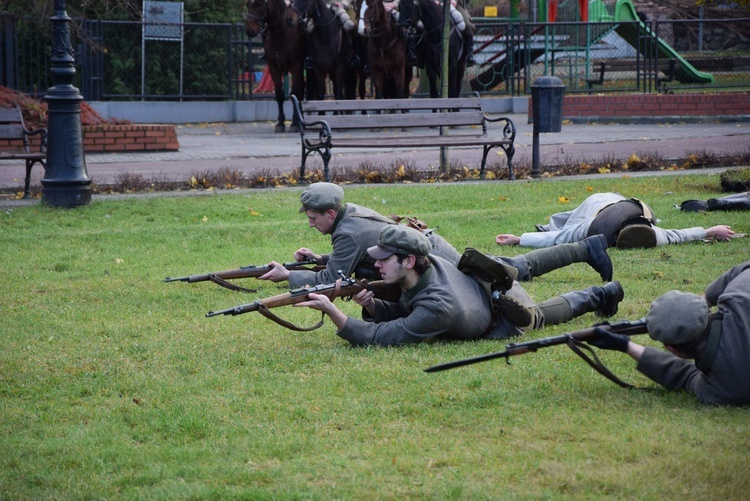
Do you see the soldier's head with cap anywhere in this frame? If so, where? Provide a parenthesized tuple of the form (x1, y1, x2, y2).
(298, 183, 345, 235)
(367, 225, 432, 286)
(646, 290, 710, 356)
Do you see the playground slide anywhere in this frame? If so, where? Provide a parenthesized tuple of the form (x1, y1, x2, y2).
(591, 0, 714, 84)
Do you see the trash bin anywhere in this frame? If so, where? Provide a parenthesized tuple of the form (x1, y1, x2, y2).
(531, 76, 565, 133)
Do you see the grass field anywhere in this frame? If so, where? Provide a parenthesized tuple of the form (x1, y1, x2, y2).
(2, 174, 749, 499)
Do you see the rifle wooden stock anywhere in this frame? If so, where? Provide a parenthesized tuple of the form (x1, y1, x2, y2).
(206, 278, 395, 318)
(165, 259, 322, 284)
(424, 318, 648, 373)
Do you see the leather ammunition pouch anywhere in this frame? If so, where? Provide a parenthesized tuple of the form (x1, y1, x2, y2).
(457, 248, 517, 292)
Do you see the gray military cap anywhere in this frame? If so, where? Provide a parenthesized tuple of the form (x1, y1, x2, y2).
(298, 182, 345, 212)
(646, 290, 709, 345)
(367, 225, 431, 260)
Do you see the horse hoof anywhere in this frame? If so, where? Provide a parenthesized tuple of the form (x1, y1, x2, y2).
(289, 124, 300, 133)
(274, 124, 286, 133)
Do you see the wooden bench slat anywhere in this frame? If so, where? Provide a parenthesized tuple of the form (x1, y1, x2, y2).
(587, 58, 677, 93)
(0, 152, 46, 159)
(308, 112, 486, 131)
(0, 105, 47, 199)
(329, 136, 511, 148)
(0, 124, 26, 136)
(302, 97, 482, 114)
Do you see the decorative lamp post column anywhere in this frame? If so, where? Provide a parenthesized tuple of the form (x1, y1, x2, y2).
(41, 0, 92, 207)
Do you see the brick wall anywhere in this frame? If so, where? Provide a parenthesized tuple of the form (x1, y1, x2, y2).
(529, 92, 750, 122)
(82, 124, 179, 152)
(1, 124, 179, 153)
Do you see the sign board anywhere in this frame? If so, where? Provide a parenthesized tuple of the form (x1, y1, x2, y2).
(484, 6, 498, 17)
(143, 1, 183, 40)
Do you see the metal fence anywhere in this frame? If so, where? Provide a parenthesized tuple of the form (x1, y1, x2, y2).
(2, 15, 749, 101)
(469, 16, 750, 96)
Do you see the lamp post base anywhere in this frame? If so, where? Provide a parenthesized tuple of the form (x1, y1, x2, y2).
(41, 183, 92, 208)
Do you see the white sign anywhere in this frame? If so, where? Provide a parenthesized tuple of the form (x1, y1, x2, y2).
(143, 1, 183, 40)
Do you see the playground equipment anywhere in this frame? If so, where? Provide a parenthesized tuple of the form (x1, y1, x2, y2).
(588, 0, 713, 84)
(470, 0, 714, 92)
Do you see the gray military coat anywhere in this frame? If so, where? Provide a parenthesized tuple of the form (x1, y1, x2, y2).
(336, 255, 520, 346)
(636, 260, 750, 405)
(288, 203, 461, 287)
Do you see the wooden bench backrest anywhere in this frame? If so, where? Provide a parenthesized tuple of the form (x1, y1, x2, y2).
(301, 97, 483, 114)
(0, 107, 27, 141)
(296, 97, 486, 132)
(597, 59, 675, 72)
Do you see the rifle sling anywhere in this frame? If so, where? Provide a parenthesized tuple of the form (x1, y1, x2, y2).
(257, 304, 326, 331)
(209, 273, 259, 293)
(565, 336, 635, 389)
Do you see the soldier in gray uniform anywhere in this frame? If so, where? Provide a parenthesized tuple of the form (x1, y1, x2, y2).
(495, 192, 734, 249)
(259, 183, 613, 288)
(295, 225, 624, 346)
(588, 260, 750, 406)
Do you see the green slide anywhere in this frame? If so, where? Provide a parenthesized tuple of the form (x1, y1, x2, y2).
(590, 0, 714, 83)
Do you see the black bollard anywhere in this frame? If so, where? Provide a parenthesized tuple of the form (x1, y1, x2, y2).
(41, 0, 92, 207)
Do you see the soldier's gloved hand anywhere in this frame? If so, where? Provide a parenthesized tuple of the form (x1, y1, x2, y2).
(587, 327, 630, 352)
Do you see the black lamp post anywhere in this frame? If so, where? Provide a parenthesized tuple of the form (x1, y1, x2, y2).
(41, 0, 92, 207)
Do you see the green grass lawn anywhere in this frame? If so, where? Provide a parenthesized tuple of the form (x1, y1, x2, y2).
(2, 174, 749, 499)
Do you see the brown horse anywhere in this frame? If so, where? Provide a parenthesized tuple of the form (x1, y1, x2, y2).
(362, 0, 409, 99)
(398, 0, 467, 98)
(287, 0, 356, 101)
(246, 0, 305, 132)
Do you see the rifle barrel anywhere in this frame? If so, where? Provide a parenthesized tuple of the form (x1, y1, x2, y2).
(165, 259, 321, 284)
(423, 350, 512, 372)
(164, 276, 191, 283)
(206, 302, 260, 317)
(423, 319, 648, 373)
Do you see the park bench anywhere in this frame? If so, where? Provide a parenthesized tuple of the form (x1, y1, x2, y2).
(290, 95, 517, 181)
(0, 105, 47, 199)
(586, 58, 677, 94)
(688, 56, 750, 73)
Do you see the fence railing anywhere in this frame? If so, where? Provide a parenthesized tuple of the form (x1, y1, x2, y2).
(2, 15, 749, 101)
(469, 17, 750, 95)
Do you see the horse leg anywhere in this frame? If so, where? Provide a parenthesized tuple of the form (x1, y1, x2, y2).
(272, 72, 287, 133)
(371, 71, 384, 100)
(290, 67, 306, 133)
(344, 69, 358, 100)
(448, 58, 458, 99)
(427, 68, 439, 99)
(403, 62, 412, 99)
(314, 71, 327, 101)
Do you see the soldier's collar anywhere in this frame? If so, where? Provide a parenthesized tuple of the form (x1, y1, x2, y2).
(402, 266, 432, 301)
(331, 203, 348, 232)
(696, 315, 723, 372)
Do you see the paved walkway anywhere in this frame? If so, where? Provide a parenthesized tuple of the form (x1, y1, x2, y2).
(1, 114, 749, 206)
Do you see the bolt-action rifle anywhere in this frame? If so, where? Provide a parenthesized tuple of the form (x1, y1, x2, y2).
(164, 259, 324, 292)
(424, 318, 648, 388)
(206, 273, 396, 331)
